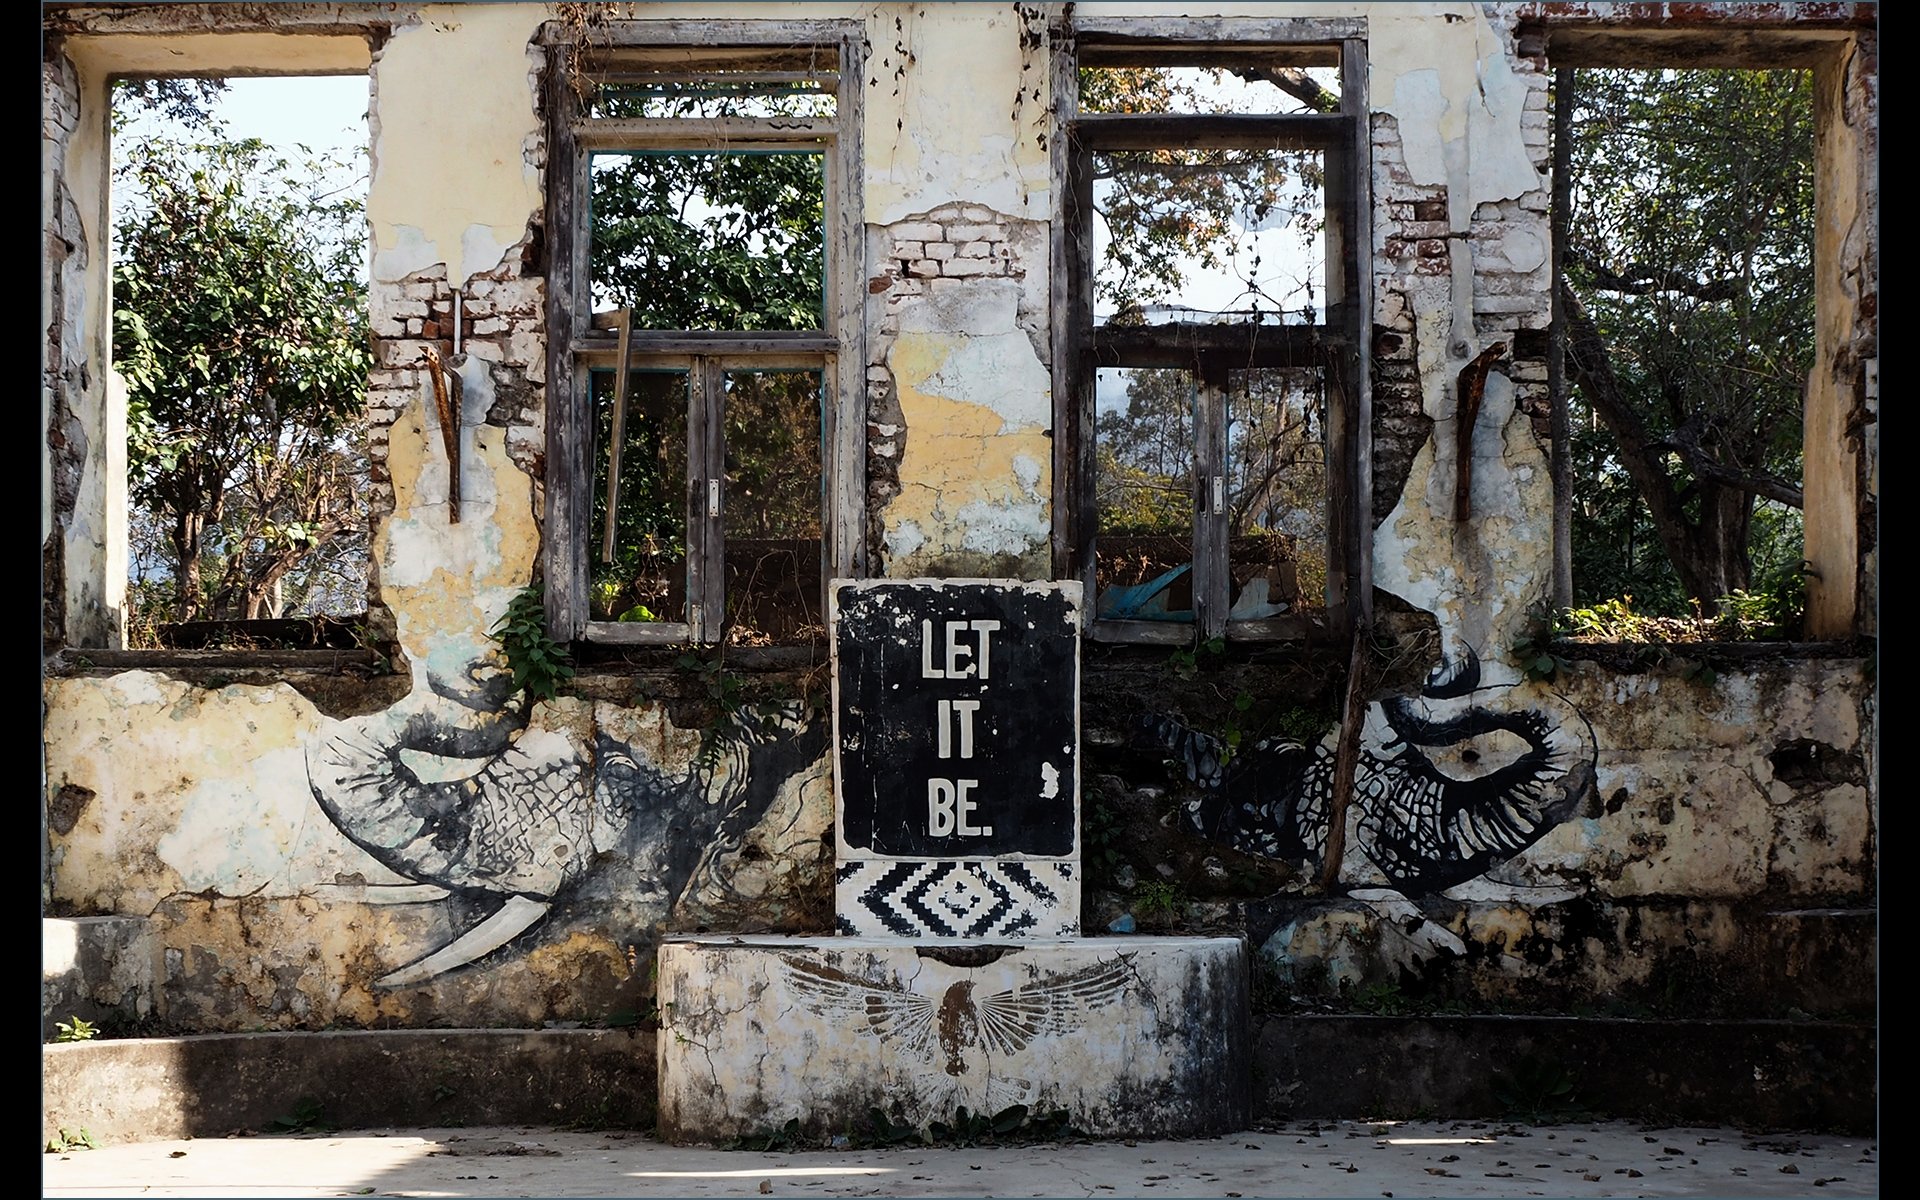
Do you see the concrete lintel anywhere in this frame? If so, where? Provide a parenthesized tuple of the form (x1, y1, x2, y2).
(656, 936, 1249, 1143)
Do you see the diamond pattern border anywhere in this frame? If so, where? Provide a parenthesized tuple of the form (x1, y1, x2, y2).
(835, 859, 1079, 938)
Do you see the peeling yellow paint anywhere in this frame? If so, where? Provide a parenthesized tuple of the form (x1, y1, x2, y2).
(886, 378, 1052, 574)
(864, 4, 1052, 223)
(378, 384, 538, 673)
(368, 6, 544, 285)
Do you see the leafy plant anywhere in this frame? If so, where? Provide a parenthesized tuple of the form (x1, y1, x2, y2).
(1166, 635, 1226, 681)
(1492, 1057, 1583, 1124)
(1511, 623, 1569, 683)
(1133, 879, 1185, 928)
(491, 584, 575, 702)
(45, 1127, 97, 1153)
(1081, 799, 1129, 888)
(267, 1097, 329, 1134)
(53, 1015, 98, 1043)
(728, 1117, 803, 1152)
(1351, 981, 1413, 1015)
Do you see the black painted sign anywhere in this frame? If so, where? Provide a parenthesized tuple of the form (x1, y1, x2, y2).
(833, 581, 1080, 858)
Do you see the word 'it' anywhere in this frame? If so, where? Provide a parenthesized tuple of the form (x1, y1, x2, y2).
(920, 619, 1002, 680)
(928, 778, 992, 837)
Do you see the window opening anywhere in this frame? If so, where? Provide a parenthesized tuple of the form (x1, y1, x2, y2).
(1558, 66, 1814, 640)
(547, 29, 860, 646)
(110, 74, 371, 649)
(1062, 26, 1368, 643)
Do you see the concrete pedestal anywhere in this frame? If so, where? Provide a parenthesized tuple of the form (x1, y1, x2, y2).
(655, 935, 1248, 1143)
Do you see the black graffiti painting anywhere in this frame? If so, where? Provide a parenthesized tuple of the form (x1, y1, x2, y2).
(306, 696, 825, 987)
(835, 860, 1077, 939)
(778, 952, 1133, 1114)
(1152, 649, 1598, 898)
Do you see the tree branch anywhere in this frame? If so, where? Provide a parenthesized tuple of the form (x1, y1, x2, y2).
(1230, 66, 1339, 114)
(1566, 245, 1741, 302)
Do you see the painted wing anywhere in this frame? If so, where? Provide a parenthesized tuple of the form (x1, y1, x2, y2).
(975, 956, 1134, 1057)
(778, 957, 939, 1065)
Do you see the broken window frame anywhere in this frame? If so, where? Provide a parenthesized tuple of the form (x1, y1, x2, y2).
(541, 21, 866, 646)
(1053, 16, 1374, 645)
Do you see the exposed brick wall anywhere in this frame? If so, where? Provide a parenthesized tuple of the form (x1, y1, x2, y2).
(1366, 10, 1557, 527)
(862, 201, 1048, 572)
(1473, 6, 1555, 441)
(1367, 112, 1440, 527)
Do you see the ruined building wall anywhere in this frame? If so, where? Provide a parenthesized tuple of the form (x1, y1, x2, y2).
(42, 2, 1874, 1031)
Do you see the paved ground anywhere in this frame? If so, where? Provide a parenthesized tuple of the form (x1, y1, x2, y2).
(42, 1119, 1876, 1198)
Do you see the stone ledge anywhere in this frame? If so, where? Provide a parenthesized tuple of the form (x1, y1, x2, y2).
(1254, 1014, 1875, 1133)
(656, 936, 1249, 1143)
(42, 1029, 656, 1146)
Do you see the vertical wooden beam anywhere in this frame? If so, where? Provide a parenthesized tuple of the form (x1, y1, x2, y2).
(543, 44, 588, 639)
(829, 30, 866, 586)
(1342, 34, 1373, 627)
(691, 358, 727, 642)
(1050, 15, 1080, 583)
(1194, 367, 1228, 640)
(1549, 66, 1575, 610)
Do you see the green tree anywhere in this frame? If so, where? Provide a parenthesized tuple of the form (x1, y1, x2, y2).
(1081, 66, 1326, 321)
(113, 132, 370, 626)
(584, 78, 829, 625)
(1561, 68, 1812, 614)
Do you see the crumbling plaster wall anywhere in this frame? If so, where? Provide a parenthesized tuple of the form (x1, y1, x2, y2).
(40, 3, 1873, 1030)
(41, 4, 834, 1031)
(861, 3, 1056, 579)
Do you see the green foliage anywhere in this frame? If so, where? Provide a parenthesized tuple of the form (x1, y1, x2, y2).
(1081, 798, 1128, 887)
(672, 651, 816, 773)
(1350, 981, 1413, 1016)
(728, 1117, 804, 1152)
(1492, 1057, 1582, 1124)
(1079, 68, 1325, 320)
(1133, 879, 1186, 928)
(1566, 68, 1812, 608)
(1552, 579, 1806, 646)
(1166, 635, 1226, 681)
(267, 1097, 329, 1134)
(927, 1104, 1077, 1147)
(113, 122, 370, 630)
(491, 585, 575, 702)
(53, 1016, 97, 1043)
(588, 67, 826, 332)
(45, 1128, 97, 1154)
(112, 77, 228, 133)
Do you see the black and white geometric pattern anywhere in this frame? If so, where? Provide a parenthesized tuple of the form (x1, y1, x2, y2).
(835, 859, 1078, 938)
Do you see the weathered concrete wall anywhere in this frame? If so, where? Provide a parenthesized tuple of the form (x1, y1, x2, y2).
(1253, 1014, 1875, 1132)
(43, 917, 156, 1040)
(43, 1028, 655, 1145)
(41, 2, 1874, 1044)
(657, 936, 1248, 1141)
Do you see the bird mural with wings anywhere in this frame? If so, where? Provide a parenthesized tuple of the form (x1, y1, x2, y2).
(777, 953, 1136, 1117)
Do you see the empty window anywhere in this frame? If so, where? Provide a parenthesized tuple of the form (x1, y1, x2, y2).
(1059, 21, 1370, 643)
(543, 26, 865, 646)
(110, 74, 371, 649)
(1540, 16, 1873, 642)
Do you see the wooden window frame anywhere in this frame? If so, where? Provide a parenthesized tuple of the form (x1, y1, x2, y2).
(1051, 16, 1373, 645)
(541, 20, 866, 645)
